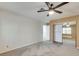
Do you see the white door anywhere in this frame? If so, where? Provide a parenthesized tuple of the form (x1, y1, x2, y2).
(54, 24, 62, 43)
(43, 25, 50, 41)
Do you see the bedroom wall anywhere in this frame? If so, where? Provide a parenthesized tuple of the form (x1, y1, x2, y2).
(0, 9, 43, 53)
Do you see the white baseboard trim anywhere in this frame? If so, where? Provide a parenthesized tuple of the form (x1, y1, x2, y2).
(0, 40, 43, 54)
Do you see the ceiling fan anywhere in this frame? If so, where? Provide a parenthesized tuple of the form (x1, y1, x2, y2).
(37, 2, 69, 16)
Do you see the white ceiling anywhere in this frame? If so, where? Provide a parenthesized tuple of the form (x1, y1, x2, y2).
(0, 2, 79, 22)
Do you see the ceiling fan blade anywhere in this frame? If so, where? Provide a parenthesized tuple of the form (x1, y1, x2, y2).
(45, 2, 50, 8)
(53, 2, 69, 9)
(53, 10, 62, 14)
(37, 10, 48, 12)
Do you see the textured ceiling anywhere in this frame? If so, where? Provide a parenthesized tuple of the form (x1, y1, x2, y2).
(0, 2, 79, 22)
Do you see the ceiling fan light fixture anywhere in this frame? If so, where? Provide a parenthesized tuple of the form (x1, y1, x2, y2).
(63, 23, 70, 27)
(49, 10, 54, 15)
(66, 24, 70, 27)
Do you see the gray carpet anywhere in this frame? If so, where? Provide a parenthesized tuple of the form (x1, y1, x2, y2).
(0, 40, 79, 56)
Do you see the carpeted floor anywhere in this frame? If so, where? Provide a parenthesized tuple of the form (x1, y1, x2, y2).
(0, 40, 79, 56)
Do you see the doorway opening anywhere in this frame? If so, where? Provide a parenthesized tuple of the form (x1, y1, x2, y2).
(62, 21, 76, 47)
(53, 21, 76, 48)
(43, 24, 50, 41)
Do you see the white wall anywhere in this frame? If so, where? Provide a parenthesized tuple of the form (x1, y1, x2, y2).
(0, 9, 43, 53)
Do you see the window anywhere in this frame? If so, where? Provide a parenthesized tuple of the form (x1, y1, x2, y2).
(63, 27, 71, 34)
